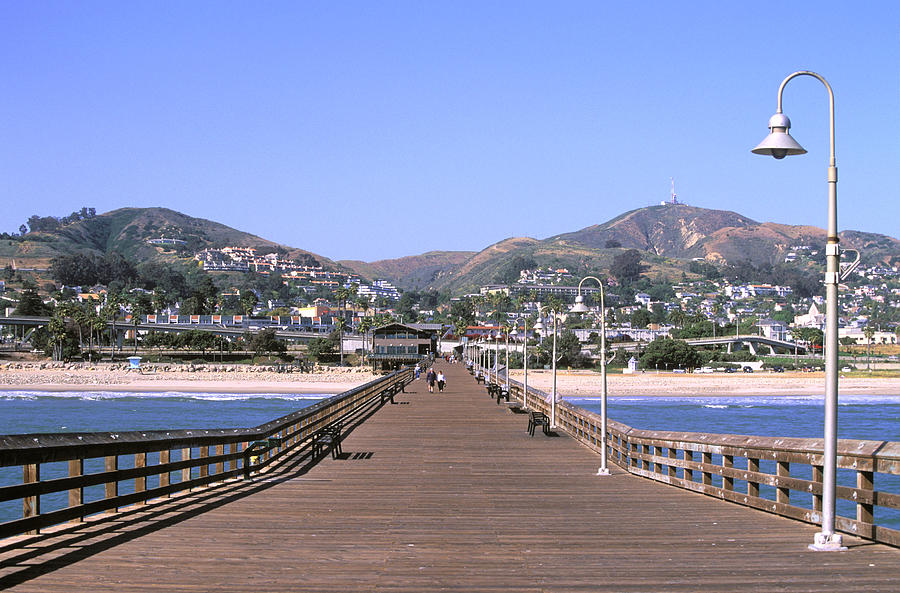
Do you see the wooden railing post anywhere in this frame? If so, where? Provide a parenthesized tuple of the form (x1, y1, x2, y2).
(857, 469, 874, 526)
(160, 449, 171, 495)
(776, 460, 790, 504)
(229, 442, 238, 472)
(135, 452, 147, 503)
(68, 458, 84, 521)
(683, 450, 694, 483)
(181, 447, 191, 488)
(215, 444, 225, 477)
(23, 463, 40, 534)
(812, 464, 823, 512)
(667, 447, 677, 478)
(199, 446, 209, 479)
(747, 457, 759, 498)
(723, 454, 734, 492)
(702, 452, 712, 486)
(105, 455, 118, 512)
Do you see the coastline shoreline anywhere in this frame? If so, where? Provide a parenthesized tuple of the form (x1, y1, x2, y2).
(1, 366, 898, 397)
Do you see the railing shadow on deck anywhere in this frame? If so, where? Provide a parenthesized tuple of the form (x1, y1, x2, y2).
(0, 369, 413, 586)
(487, 367, 900, 549)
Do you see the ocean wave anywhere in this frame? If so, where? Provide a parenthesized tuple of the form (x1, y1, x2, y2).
(703, 404, 729, 409)
(567, 395, 900, 407)
(0, 390, 328, 402)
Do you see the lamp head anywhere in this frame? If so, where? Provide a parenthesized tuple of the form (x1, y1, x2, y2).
(533, 319, 545, 332)
(570, 294, 590, 313)
(752, 113, 806, 159)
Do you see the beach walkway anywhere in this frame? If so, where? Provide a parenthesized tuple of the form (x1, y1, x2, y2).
(2, 361, 899, 592)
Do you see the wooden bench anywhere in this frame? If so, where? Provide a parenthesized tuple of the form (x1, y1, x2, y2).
(495, 386, 511, 405)
(486, 383, 502, 399)
(527, 411, 551, 436)
(381, 383, 403, 404)
(475, 373, 485, 384)
(312, 420, 344, 458)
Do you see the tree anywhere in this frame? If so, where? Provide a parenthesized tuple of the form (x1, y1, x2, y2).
(610, 249, 646, 284)
(863, 325, 875, 371)
(247, 328, 287, 361)
(356, 316, 373, 367)
(668, 308, 687, 328)
(240, 290, 258, 316)
(556, 329, 585, 368)
(639, 338, 701, 370)
(307, 336, 337, 363)
(14, 287, 49, 316)
(630, 308, 652, 329)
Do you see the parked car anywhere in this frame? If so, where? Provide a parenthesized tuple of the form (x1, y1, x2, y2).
(742, 366, 754, 373)
(771, 366, 785, 373)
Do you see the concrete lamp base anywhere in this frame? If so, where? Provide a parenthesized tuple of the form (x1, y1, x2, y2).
(808, 532, 847, 552)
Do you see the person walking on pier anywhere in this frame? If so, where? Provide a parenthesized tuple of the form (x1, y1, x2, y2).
(437, 370, 446, 392)
(426, 368, 436, 393)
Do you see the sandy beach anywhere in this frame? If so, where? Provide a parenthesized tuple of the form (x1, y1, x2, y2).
(511, 369, 900, 397)
(2, 361, 898, 397)
(0, 362, 379, 394)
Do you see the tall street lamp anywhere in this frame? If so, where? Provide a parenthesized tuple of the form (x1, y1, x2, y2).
(502, 324, 510, 392)
(510, 316, 529, 410)
(533, 306, 560, 428)
(570, 276, 611, 475)
(493, 327, 501, 384)
(752, 70, 845, 551)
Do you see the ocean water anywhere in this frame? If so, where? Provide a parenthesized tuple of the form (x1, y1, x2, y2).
(568, 394, 900, 442)
(0, 390, 327, 434)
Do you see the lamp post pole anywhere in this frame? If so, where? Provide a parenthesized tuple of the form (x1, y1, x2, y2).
(571, 276, 610, 475)
(550, 312, 558, 428)
(511, 317, 529, 410)
(494, 329, 500, 384)
(753, 70, 845, 551)
(504, 326, 510, 392)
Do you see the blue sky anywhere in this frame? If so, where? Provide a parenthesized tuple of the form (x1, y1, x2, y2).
(2, 2, 898, 262)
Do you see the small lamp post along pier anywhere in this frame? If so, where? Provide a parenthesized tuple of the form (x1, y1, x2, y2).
(510, 316, 529, 410)
(503, 324, 510, 393)
(533, 306, 560, 428)
(752, 70, 857, 551)
(570, 276, 611, 475)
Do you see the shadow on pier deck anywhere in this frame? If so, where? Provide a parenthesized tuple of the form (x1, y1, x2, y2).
(1, 361, 898, 592)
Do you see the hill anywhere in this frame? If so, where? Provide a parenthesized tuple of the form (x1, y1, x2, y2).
(4, 204, 896, 297)
(548, 204, 899, 265)
(1, 207, 339, 272)
(339, 251, 476, 291)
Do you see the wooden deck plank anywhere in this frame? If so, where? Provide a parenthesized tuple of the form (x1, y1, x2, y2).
(1, 360, 899, 592)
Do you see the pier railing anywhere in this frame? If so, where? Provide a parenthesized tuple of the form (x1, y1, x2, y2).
(0, 369, 411, 541)
(502, 374, 900, 548)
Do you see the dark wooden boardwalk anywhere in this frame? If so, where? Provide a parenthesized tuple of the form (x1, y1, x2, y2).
(2, 361, 898, 592)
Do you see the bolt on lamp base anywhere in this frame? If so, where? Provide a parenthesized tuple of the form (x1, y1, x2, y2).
(596, 467, 610, 476)
(808, 532, 847, 552)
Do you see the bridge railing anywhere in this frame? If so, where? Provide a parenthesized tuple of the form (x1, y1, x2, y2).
(499, 371, 900, 548)
(0, 368, 411, 541)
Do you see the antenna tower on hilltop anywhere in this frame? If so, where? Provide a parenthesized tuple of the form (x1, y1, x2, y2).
(660, 178, 682, 206)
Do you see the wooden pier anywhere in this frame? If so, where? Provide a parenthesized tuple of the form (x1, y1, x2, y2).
(2, 361, 899, 592)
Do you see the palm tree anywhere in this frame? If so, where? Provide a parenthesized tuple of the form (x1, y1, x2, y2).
(334, 287, 350, 366)
(357, 316, 373, 368)
(863, 325, 875, 371)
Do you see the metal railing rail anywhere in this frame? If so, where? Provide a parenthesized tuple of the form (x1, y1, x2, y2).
(0, 369, 411, 540)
